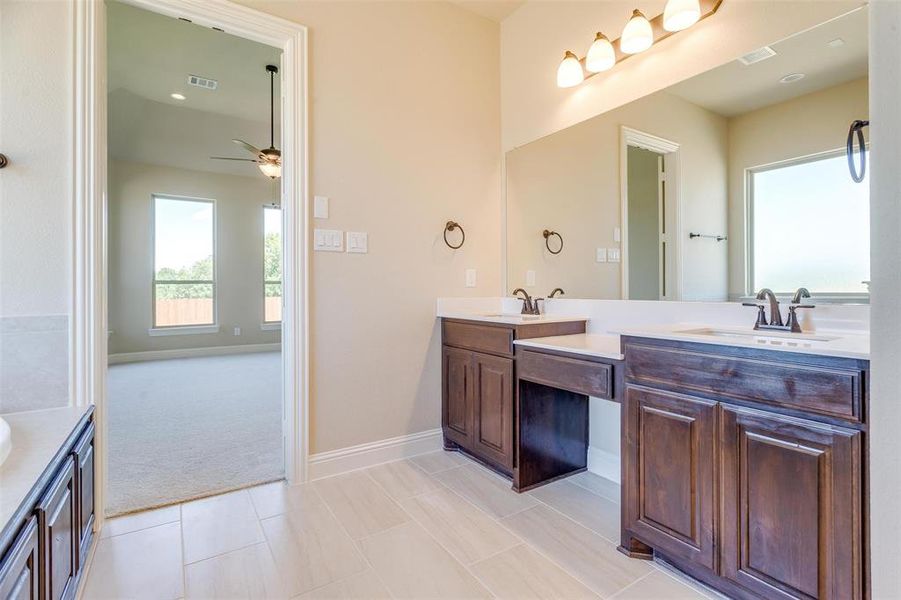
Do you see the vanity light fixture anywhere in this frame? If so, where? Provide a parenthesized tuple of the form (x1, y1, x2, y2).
(555, 0, 723, 88)
(586, 32, 616, 73)
(556, 51, 585, 88)
(663, 0, 701, 31)
(620, 9, 653, 54)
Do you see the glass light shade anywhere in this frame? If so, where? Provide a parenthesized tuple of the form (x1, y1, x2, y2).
(663, 0, 700, 31)
(620, 9, 653, 54)
(556, 51, 584, 88)
(259, 161, 281, 179)
(585, 33, 616, 73)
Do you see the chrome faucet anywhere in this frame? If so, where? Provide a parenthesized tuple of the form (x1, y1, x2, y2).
(743, 287, 815, 333)
(549, 288, 565, 298)
(512, 288, 541, 315)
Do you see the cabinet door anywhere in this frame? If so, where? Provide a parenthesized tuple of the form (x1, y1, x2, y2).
(623, 386, 717, 569)
(0, 517, 40, 600)
(73, 423, 95, 570)
(472, 353, 514, 471)
(443, 346, 473, 447)
(720, 406, 862, 600)
(37, 458, 77, 600)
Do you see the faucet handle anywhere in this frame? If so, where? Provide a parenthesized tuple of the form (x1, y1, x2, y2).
(742, 302, 768, 328)
(786, 304, 815, 333)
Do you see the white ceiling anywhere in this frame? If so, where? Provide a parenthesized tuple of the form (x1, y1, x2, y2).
(107, 1, 282, 175)
(449, 0, 525, 22)
(667, 7, 868, 118)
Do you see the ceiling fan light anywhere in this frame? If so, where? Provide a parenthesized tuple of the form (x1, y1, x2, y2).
(620, 9, 653, 54)
(585, 32, 616, 73)
(556, 51, 584, 88)
(259, 161, 281, 179)
(663, 0, 700, 31)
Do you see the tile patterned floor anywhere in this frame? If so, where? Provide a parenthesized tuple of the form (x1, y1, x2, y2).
(82, 452, 723, 600)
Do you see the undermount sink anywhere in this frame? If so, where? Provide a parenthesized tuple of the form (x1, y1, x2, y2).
(0, 417, 11, 467)
(676, 327, 839, 348)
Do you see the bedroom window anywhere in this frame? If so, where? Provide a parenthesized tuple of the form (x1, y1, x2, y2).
(263, 205, 282, 323)
(152, 196, 216, 328)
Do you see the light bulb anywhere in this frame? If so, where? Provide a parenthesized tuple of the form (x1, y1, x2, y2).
(556, 51, 584, 88)
(620, 9, 653, 54)
(585, 32, 616, 73)
(258, 161, 281, 179)
(663, 0, 700, 31)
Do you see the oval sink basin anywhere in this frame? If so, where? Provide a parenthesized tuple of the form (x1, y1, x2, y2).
(0, 417, 11, 467)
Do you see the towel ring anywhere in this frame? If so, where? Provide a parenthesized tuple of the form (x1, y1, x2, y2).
(543, 229, 563, 254)
(444, 221, 465, 249)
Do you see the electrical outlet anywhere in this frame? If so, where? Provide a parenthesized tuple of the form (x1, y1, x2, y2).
(314, 195, 329, 219)
(465, 269, 477, 287)
(346, 231, 368, 253)
(613, 227, 621, 243)
(526, 270, 536, 287)
(596, 248, 607, 263)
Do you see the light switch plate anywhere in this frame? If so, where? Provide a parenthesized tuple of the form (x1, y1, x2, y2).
(608, 248, 621, 263)
(465, 269, 477, 288)
(313, 196, 329, 219)
(314, 228, 343, 252)
(346, 231, 368, 253)
(526, 270, 536, 287)
(596, 248, 607, 263)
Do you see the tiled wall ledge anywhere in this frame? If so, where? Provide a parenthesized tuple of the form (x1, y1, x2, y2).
(0, 315, 69, 414)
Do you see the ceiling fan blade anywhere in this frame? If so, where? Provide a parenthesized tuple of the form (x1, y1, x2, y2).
(232, 139, 264, 157)
(210, 156, 260, 163)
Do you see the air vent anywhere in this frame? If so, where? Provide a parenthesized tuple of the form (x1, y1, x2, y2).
(188, 74, 218, 90)
(737, 46, 777, 66)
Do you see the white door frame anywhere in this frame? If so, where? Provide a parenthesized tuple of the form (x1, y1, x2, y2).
(72, 0, 309, 530)
(619, 126, 682, 300)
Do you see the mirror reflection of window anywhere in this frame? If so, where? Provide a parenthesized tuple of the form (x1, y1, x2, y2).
(750, 151, 870, 296)
(263, 206, 282, 323)
(152, 196, 216, 328)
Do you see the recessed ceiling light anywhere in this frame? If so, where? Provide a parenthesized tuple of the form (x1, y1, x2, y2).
(827, 38, 846, 48)
(170, 93, 186, 100)
(779, 73, 805, 84)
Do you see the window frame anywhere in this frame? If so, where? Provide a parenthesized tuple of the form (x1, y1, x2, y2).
(150, 194, 219, 331)
(262, 203, 283, 325)
(745, 147, 870, 303)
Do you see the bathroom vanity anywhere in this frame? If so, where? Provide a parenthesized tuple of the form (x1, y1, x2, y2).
(0, 406, 96, 600)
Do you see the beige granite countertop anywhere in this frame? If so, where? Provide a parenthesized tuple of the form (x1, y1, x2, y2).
(0, 405, 91, 531)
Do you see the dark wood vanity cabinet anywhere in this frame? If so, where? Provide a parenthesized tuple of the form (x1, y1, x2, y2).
(0, 410, 95, 600)
(441, 318, 585, 475)
(621, 337, 868, 600)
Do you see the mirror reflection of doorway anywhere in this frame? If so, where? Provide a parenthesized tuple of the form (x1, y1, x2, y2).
(626, 146, 665, 300)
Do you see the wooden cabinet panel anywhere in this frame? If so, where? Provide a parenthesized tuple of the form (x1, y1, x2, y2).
(0, 517, 40, 600)
(472, 353, 514, 471)
(443, 321, 513, 357)
(517, 350, 612, 399)
(623, 386, 716, 570)
(36, 459, 77, 600)
(720, 406, 862, 600)
(443, 346, 473, 447)
(73, 424, 95, 570)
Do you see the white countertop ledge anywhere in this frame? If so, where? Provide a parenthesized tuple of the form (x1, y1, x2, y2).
(438, 312, 587, 326)
(514, 334, 624, 360)
(616, 324, 870, 360)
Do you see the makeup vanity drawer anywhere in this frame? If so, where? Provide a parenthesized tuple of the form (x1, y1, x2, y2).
(623, 341, 865, 422)
(517, 349, 613, 399)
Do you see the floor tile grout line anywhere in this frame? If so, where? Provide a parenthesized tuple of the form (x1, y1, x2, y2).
(607, 569, 659, 599)
(567, 474, 622, 505)
(363, 459, 444, 504)
(527, 489, 621, 545)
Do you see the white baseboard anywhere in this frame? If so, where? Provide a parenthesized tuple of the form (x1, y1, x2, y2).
(108, 343, 281, 364)
(308, 428, 443, 480)
(587, 446, 620, 484)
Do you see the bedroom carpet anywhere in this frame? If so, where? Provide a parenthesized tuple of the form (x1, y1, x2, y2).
(106, 351, 283, 515)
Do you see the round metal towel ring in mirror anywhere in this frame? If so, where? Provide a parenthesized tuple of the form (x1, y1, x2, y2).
(543, 229, 563, 254)
(444, 221, 465, 249)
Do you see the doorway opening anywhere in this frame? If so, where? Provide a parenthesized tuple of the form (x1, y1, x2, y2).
(105, 1, 286, 514)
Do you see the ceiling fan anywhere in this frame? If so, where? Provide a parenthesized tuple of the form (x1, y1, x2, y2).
(211, 64, 281, 179)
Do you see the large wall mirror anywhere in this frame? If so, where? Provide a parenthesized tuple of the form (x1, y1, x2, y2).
(505, 7, 869, 303)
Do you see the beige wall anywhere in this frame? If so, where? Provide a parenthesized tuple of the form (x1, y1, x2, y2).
(506, 89, 728, 301)
(233, 0, 502, 453)
(726, 77, 869, 298)
(500, 1, 862, 151)
(108, 160, 281, 355)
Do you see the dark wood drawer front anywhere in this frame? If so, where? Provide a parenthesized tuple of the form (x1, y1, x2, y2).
(518, 350, 612, 399)
(443, 321, 513, 357)
(624, 343, 862, 421)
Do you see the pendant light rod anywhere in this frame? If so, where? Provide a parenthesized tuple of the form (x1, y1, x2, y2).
(266, 64, 278, 149)
(560, 0, 722, 86)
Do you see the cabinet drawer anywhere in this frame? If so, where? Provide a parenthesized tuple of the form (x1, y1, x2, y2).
(517, 350, 612, 399)
(624, 343, 863, 422)
(443, 321, 513, 357)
